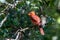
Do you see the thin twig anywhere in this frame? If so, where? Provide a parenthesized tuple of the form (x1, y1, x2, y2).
(15, 32, 21, 40)
(0, 13, 4, 16)
(15, 27, 29, 40)
(20, 27, 29, 31)
(14, 27, 29, 36)
(6, 27, 29, 40)
(0, 13, 9, 27)
(1, 6, 8, 13)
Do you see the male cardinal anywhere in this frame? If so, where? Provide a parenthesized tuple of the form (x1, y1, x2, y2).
(28, 11, 45, 35)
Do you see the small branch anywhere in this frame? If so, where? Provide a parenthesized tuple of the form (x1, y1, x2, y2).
(0, 13, 9, 27)
(6, 27, 29, 40)
(15, 27, 29, 40)
(20, 27, 29, 31)
(5, 0, 21, 8)
(15, 32, 20, 40)
(15, 32, 22, 40)
(0, 13, 4, 16)
(14, 27, 29, 36)
(1, 0, 22, 13)
(1, 6, 8, 13)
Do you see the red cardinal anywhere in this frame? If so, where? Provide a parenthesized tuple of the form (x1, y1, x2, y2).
(28, 11, 45, 35)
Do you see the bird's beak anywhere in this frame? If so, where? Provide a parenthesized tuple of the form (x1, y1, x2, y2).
(28, 11, 35, 16)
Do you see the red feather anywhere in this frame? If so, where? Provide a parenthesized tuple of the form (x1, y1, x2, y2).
(28, 11, 45, 35)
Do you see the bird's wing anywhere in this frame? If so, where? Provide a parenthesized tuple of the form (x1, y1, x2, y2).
(30, 15, 41, 23)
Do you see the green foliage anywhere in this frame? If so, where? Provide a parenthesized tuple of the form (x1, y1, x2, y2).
(0, 0, 60, 40)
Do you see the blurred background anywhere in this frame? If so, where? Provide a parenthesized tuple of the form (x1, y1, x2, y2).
(0, 0, 60, 40)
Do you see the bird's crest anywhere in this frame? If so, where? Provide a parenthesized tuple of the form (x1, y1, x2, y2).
(28, 11, 35, 16)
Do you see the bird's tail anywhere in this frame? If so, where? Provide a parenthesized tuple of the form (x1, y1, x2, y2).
(39, 25, 45, 35)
